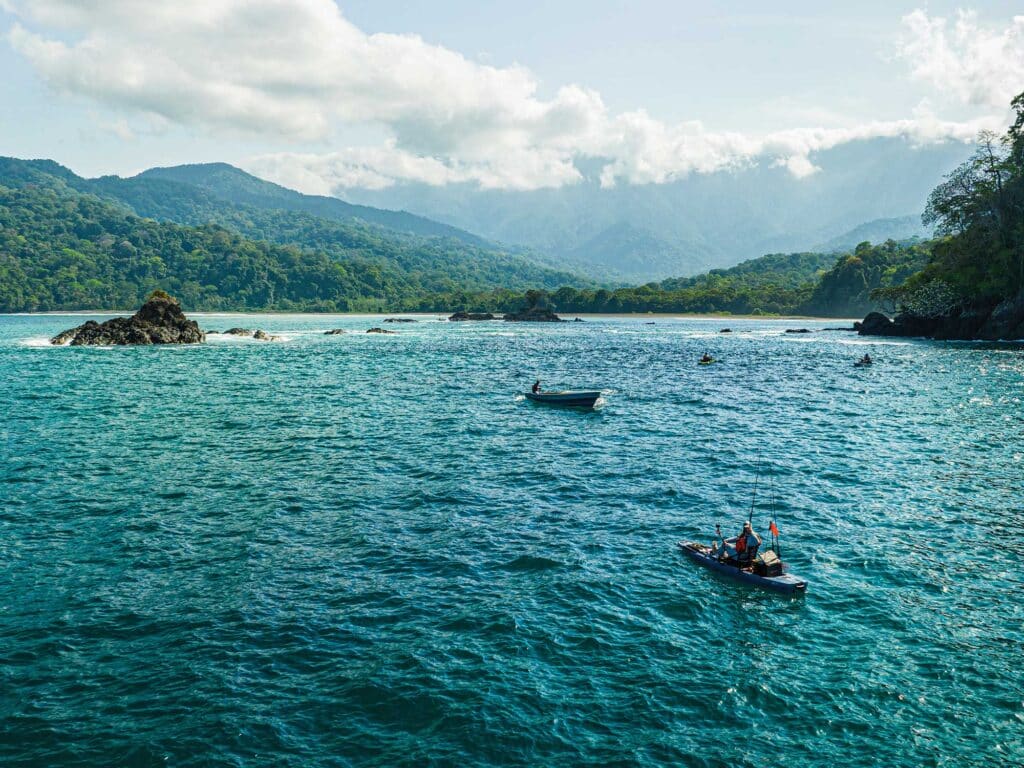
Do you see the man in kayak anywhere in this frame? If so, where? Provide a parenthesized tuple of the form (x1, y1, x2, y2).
(700, 352, 713, 363)
(716, 522, 761, 563)
(731, 521, 762, 562)
(860, 353, 872, 365)
(532, 380, 541, 394)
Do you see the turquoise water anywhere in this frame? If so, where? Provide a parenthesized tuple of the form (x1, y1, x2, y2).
(2, 313, 1022, 767)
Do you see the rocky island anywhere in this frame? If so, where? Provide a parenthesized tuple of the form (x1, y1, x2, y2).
(51, 291, 205, 346)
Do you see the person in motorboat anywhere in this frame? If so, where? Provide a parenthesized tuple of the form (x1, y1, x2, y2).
(700, 352, 713, 363)
(532, 380, 542, 394)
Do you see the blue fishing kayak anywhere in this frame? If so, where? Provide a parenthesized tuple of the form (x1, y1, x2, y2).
(678, 542, 807, 594)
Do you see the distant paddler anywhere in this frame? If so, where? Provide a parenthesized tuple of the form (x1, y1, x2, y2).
(699, 352, 715, 365)
(855, 353, 873, 367)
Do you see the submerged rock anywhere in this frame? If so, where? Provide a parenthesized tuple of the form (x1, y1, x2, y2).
(50, 291, 205, 346)
(253, 329, 281, 341)
(224, 328, 253, 336)
(785, 328, 811, 334)
(448, 311, 495, 321)
(367, 327, 397, 334)
(384, 318, 418, 323)
(324, 329, 347, 335)
(719, 328, 732, 333)
(503, 307, 563, 322)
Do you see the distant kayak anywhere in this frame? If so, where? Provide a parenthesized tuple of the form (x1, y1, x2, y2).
(678, 542, 807, 593)
(698, 359, 718, 366)
(525, 390, 603, 407)
(854, 361, 873, 368)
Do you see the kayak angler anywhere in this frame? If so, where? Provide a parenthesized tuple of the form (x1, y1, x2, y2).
(679, 463, 808, 593)
(678, 518, 807, 594)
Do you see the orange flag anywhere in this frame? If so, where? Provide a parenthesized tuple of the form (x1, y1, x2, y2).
(769, 521, 779, 537)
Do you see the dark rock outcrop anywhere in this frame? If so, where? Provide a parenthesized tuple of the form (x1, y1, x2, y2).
(253, 330, 281, 341)
(785, 328, 811, 334)
(503, 307, 563, 322)
(857, 312, 896, 335)
(972, 297, 1024, 340)
(384, 318, 418, 323)
(367, 327, 397, 334)
(51, 292, 204, 346)
(224, 328, 253, 336)
(448, 311, 495, 321)
(573, 317, 585, 322)
(324, 329, 346, 335)
(719, 328, 732, 333)
(858, 298, 1024, 340)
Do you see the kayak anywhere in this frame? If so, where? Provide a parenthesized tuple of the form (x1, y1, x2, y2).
(677, 541, 807, 594)
(698, 359, 717, 366)
(525, 390, 603, 407)
(854, 361, 872, 367)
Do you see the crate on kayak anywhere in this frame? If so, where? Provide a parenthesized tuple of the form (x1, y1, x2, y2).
(754, 550, 783, 577)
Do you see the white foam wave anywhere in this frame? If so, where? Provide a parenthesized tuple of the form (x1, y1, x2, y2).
(20, 336, 60, 347)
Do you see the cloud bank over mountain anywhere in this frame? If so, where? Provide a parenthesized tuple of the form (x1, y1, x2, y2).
(3, 2, 1019, 192)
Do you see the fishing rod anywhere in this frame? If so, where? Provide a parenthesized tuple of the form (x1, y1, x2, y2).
(768, 472, 781, 559)
(747, 449, 762, 524)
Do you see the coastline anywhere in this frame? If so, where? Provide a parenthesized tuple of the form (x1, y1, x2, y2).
(0, 310, 861, 322)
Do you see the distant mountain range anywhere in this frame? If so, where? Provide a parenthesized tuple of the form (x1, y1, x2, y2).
(333, 137, 971, 282)
(135, 162, 489, 246)
(812, 215, 931, 253)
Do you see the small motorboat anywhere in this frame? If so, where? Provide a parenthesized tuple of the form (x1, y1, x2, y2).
(525, 390, 603, 408)
(678, 542, 807, 593)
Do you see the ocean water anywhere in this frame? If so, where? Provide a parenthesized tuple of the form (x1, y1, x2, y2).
(1, 313, 1022, 767)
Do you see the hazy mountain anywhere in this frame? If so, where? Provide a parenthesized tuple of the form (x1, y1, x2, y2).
(339, 137, 971, 282)
(812, 215, 931, 253)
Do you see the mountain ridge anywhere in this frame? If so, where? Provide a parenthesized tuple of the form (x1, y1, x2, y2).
(335, 137, 973, 282)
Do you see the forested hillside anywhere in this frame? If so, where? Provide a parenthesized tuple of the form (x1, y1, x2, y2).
(0, 158, 585, 311)
(802, 240, 932, 317)
(0, 181, 582, 312)
(414, 248, 920, 316)
(136, 163, 489, 245)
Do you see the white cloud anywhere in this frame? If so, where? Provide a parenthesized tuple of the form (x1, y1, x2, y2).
(898, 9, 1024, 109)
(1, 1, 1014, 191)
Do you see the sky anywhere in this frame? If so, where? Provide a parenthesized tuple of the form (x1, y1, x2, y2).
(1, 1, 1022, 194)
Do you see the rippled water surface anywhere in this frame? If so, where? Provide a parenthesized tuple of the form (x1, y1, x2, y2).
(2, 313, 1022, 767)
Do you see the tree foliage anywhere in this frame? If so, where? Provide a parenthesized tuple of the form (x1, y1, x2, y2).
(916, 92, 1024, 304)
